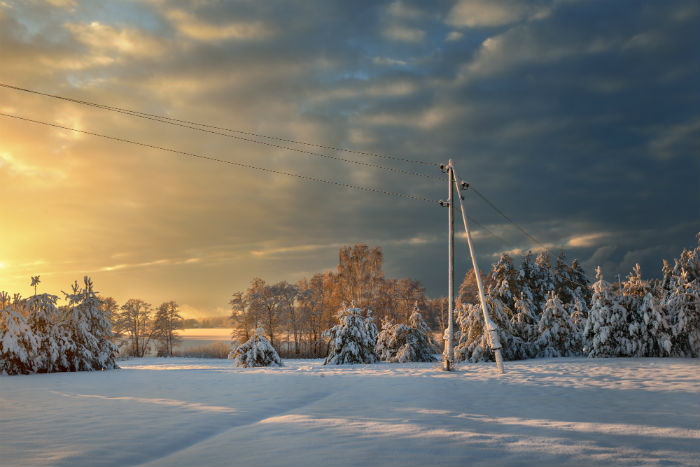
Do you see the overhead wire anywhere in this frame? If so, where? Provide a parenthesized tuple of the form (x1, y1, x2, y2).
(0, 112, 438, 204)
(0, 82, 440, 177)
(467, 185, 547, 249)
(0, 82, 566, 259)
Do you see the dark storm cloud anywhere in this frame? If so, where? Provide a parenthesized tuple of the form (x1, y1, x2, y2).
(0, 0, 697, 308)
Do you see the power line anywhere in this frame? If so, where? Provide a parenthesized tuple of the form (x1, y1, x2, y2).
(0, 111, 438, 204)
(0, 111, 508, 246)
(465, 185, 548, 249)
(0, 82, 440, 176)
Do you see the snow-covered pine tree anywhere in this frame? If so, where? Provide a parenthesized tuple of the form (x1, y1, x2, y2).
(26, 292, 70, 372)
(583, 267, 632, 357)
(531, 251, 555, 314)
(536, 291, 578, 357)
(620, 264, 651, 356)
(553, 250, 574, 304)
(511, 293, 538, 346)
(517, 252, 536, 305)
(567, 295, 589, 335)
(454, 294, 530, 362)
(0, 296, 38, 375)
(63, 277, 118, 371)
(229, 328, 282, 367)
(488, 254, 519, 310)
(569, 258, 592, 306)
(663, 236, 700, 357)
(375, 304, 438, 362)
(638, 292, 672, 357)
(323, 305, 377, 365)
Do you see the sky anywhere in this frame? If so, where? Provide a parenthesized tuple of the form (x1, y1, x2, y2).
(0, 0, 698, 318)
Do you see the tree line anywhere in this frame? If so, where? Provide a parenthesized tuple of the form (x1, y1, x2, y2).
(228, 244, 441, 358)
(454, 236, 700, 361)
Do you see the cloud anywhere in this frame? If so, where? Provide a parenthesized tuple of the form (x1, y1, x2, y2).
(567, 232, 611, 248)
(446, 0, 551, 28)
(65, 21, 166, 58)
(383, 24, 425, 43)
(648, 118, 700, 160)
(164, 8, 273, 42)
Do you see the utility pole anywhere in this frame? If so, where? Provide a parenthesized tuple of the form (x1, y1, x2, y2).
(440, 160, 455, 371)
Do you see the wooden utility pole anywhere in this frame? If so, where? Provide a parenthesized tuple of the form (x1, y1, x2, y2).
(441, 160, 456, 371)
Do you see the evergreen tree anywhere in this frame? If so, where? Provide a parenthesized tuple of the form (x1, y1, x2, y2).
(375, 304, 438, 362)
(454, 295, 530, 362)
(638, 292, 672, 357)
(620, 264, 650, 356)
(229, 328, 282, 367)
(0, 297, 38, 375)
(553, 250, 574, 304)
(26, 293, 70, 372)
(323, 305, 378, 364)
(569, 259, 592, 306)
(663, 236, 700, 357)
(531, 251, 555, 313)
(536, 291, 579, 357)
(63, 277, 118, 371)
(488, 254, 519, 310)
(664, 269, 700, 357)
(511, 293, 538, 345)
(517, 252, 536, 304)
(584, 267, 632, 357)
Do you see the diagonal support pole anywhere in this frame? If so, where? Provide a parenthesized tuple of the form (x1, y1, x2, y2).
(450, 162, 504, 374)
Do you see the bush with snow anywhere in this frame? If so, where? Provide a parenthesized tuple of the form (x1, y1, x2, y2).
(323, 305, 377, 365)
(229, 329, 282, 367)
(376, 305, 438, 363)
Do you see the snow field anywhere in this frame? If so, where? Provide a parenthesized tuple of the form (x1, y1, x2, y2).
(0, 357, 698, 466)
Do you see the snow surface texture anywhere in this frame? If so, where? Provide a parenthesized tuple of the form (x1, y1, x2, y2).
(0, 358, 697, 466)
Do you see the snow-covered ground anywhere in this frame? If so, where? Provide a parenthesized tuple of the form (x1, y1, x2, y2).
(0, 358, 697, 466)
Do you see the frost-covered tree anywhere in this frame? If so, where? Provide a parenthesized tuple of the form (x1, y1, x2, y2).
(661, 236, 700, 357)
(26, 293, 70, 372)
(531, 251, 555, 313)
(63, 277, 118, 371)
(375, 304, 438, 362)
(569, 259, 592, 306)
(511, 293, 538, 344)
(620, 264, 651, 356)
(229, 328, 282, 367)
(584, 267, 632, 357)
(0, 295, 39, 375)
(454, 295, 531, 362)
(536, 292, 578, 357)
(665, 269, 700, 357)
(638, 292, 672, 357)
(517, 252, 537, 305)
(488, 254, 519, 310)
(323, 305, 377, 365)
